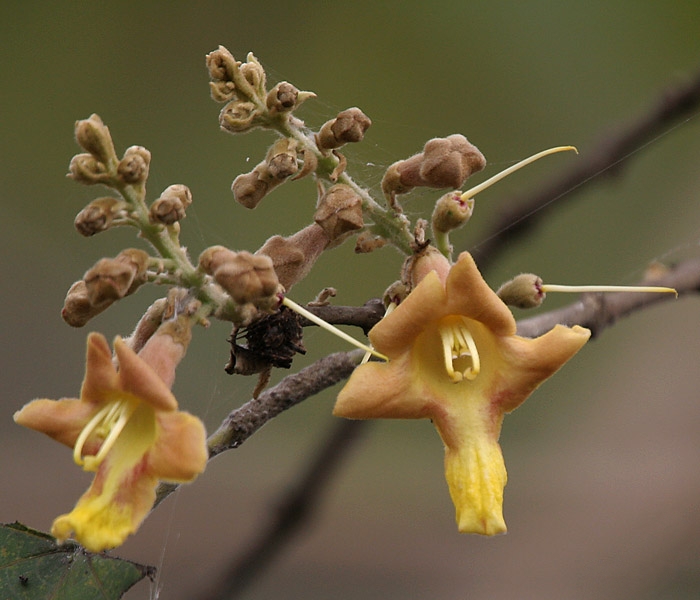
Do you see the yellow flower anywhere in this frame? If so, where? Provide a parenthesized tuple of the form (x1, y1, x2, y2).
(14, 332, 207, 552)
(334, 252, 590, 535)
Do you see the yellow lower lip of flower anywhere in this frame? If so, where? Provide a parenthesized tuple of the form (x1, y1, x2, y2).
(444, 438, 508, 536)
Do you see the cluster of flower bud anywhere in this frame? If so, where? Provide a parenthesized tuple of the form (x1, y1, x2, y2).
(207, 46, 315, 135)
(62, 249, 151, 327)
(199, 246, 282, 312)
(69, 115, 151, 187)
(314, 184, 364, 247)
(149, 184, 193, 225)
(316, 108, 372, 152)
(381, 134, 486, 202)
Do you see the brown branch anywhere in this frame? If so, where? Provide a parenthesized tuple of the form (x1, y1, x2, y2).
(471, 67, 700, 270)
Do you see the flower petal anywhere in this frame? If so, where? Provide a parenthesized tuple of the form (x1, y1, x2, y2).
(80, 332, 120, 404)
(114, 337, 178, 412)
(13, 398, 95, 449)
(445, 252, 516, 336)
(149, 411, 207, 482)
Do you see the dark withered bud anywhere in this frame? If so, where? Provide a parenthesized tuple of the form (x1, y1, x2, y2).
(317, 107, 371, 151)
(83, 248, 150, 306)
(61, 280, 110, 327)
(266, 138, 298, 180)
(314, 184, 364, 246)
(220, 100, 263, 134)
(383, 280, 409, 307)
(68, 153, 112, 185)
(431, 191, 474, 234)
(149, 184, 192, 225)
(74, 197, 125, 236)
(117, 145, 151, 184)
(257, 224, 330, 290)
(382, 135, 485, 199)
(74, 114, 118, 166)
(496, 273, 545, 309)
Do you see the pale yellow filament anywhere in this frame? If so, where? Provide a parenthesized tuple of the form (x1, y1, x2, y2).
(73, 398, 138, 468)
(439, 318, 480, 382)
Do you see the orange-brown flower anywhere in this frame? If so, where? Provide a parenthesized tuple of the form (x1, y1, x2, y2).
(334, 252, 590, 534)
(14, 332, 207, 552)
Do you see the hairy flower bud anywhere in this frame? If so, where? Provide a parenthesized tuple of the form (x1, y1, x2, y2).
(382, 135, 485, 199)
(206, 45, 238, 82)
(74, 197, 125, 237)
(266, 138, 298, 180)
(354, 231, 387, 253)
(232, 165, 274, 209)
(266, 81, 299, 112)
(117, 146, 151, 184)
(257, 224, 330, 290)
(496, 273, 545, 309)
(83, 249, 150, 306)
(74, 114, 118, 166)
(149, 184, 192, 225)
(68, 153, 112, 185)
(431, 191, 474, 234)
(314, 184, 364, 246)
(61, 280, 111, 327)
(209, 80, 237, 103)
(239, 54, 266, 95)
(220, 100, 263, 134)
(317, 107, 371, 151)
(200, 246, 280, 308)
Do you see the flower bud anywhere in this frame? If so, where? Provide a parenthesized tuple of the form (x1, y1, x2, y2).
(239, 53, 266, 95)
(496, 274, 545, 309)
(314, 184, 364, 246)
(83, 249, 150, 306)
(257, 224, 330, 290)
(220, 100, 263, 134)
(74, 197, 125, 237)
(382, 135, 485, 199)
(61, 280, 110, 327)
(209, 80, 237, 103)
(317, 107, 371, 151)
(266, 138, 298, 180)
(206, 45, 238, 82)
(431, 191, 474, 234)
(117, 145, 151, 184)
(68, 153, 112, 185)
(354, 231, 387, 253)
(266, 82, 299, 112)
(200, 246, 281, 308)
(232, 165, 274, 209)
(74, 114, 118, 165)
(149, 184, 192, 225)
(405, 246, 451, 289)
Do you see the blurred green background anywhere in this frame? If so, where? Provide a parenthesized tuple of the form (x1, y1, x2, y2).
(3, 1, 700, 598)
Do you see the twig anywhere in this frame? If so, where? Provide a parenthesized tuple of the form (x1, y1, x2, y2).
(471, 67, 700, 270)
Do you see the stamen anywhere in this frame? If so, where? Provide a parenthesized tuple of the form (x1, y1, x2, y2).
(461, 146, 577, 202)
(540, 284, 677, 297)
(439, 317, 481, 382)
(73, 398, 137, 468)
(282, 297, 389, 361)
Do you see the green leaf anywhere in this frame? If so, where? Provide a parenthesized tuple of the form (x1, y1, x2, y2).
(0, 522, 154, 600)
